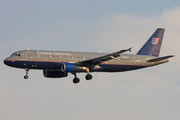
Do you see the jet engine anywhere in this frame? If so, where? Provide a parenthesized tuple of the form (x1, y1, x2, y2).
(61, 63, 87, 72)
(43, 70, 68, 78)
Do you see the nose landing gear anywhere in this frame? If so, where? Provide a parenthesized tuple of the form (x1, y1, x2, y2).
(24, 68, 29, 79)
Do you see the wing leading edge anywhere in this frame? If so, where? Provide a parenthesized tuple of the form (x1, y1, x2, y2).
(78, 47, 132, 66)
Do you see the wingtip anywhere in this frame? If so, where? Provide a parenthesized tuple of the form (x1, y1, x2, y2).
(129, 47, 132, 52)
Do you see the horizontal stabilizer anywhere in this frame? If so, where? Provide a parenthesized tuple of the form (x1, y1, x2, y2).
(147, 55, 174, 62)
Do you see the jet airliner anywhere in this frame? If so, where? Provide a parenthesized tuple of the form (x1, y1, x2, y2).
(4, 28, 174, 84)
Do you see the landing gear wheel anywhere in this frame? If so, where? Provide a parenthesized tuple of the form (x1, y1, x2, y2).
(24, 68, 29, 79)
(73, 78, 80, 84)
(85, 74, 92, 80)
(24, 75, 29, 79)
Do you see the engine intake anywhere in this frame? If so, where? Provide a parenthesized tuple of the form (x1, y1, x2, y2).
(43, 70, 68, 78)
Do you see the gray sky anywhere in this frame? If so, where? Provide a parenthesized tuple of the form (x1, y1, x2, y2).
(0, 0, 180, 120)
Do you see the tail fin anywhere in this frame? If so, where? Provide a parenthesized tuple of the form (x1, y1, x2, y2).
(136, 28, 165, 57)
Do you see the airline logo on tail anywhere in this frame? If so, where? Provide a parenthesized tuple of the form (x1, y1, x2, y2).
(151, 38, 159, 45)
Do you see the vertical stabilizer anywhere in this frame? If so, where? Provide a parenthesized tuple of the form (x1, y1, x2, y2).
(137, 28, 165, 57)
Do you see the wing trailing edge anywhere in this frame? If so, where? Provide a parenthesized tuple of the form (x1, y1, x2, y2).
(78, 47, 132, 65)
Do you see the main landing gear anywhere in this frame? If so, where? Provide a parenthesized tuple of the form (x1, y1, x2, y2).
(73, 77, 80, 84)
(24, 68, 29, 79)
(72, 73, 93, 84)
(85, 68, 92, 81)
(72, 73, 80, 84)
(85, 74, 92, 80)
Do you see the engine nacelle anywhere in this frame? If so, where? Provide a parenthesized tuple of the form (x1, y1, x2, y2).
(61, 63, 87, 72)
(43, 70, 68, 78)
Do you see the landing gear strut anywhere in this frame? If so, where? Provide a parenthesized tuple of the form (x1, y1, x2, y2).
(85, 67, 92, 80)
(72, 73, 80, 84)
(24, 68, 29, 79)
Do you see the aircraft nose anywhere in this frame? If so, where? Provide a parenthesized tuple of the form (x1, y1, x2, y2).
(4, 59, 8, 65)
(4, 58, 10, 66)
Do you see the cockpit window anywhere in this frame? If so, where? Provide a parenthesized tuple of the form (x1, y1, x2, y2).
(11, 53, 15, 57)
(11, 53, 20, 57)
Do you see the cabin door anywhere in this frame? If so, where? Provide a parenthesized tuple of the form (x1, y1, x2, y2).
(26, 51, 32, 61)
(134, 55, 139, 65)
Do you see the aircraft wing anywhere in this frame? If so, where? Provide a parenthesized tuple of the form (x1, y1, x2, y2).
(78, 47, 132, 66)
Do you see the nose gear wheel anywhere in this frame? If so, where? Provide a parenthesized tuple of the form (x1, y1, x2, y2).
(24, 68, 29, 79)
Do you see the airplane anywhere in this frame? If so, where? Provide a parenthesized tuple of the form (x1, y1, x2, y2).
(4, 28, 174, 84)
